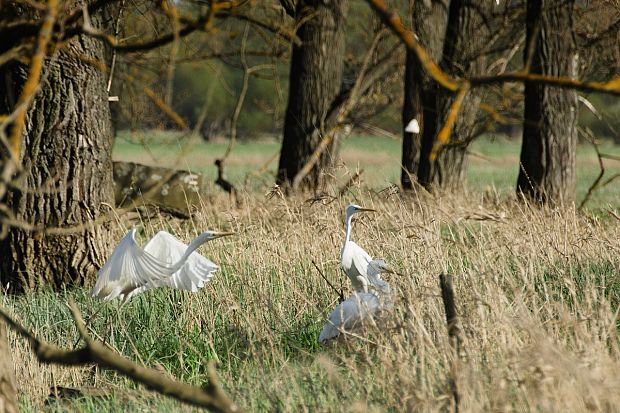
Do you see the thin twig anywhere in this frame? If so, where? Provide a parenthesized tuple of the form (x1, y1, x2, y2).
(312, 260, 344, 303)
(225, 24, 251, 161)
(106, 0, 125, 96)
(162, 0, 181, 106)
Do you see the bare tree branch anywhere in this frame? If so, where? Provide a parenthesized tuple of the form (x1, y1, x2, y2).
(364, 0, 459, 92)
(216, 10, 302, 46)
(364, 0, 620, 163)
(365, 0, 620, 96)
(431, 83, 470, 161)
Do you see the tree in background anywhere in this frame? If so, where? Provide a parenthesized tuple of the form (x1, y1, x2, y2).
(401, 0, 449, 190)
(0, 1, 119, 291)
(417, 0, 490, 190)
(276, 0, 349, 191)
(403, 1, 517, 191)
(276, 1, 402, 192)
(516, 0, 579, 204)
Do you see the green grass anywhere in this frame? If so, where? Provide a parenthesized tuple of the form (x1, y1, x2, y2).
(5, 196, 620, 411)
(113, 131, 620, 209)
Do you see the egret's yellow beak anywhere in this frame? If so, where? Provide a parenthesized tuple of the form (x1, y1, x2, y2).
(212, 231, 235, 238)
(359, 208, 376, 212)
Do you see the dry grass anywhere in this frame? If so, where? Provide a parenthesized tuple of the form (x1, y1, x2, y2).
(4, 189, 620, 412)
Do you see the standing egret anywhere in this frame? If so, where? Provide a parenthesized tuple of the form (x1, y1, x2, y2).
(319, 204, 394, 344)
(341, 204, 392, 293)
(91, 229, 233, 303)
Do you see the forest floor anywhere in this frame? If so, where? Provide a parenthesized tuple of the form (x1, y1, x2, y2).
(4, 132, 620, 412)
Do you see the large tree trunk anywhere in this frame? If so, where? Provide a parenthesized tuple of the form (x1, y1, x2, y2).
(516, 0, 578, 205)
(417, 1, 487, 190)
(0, 324, 18, 413)
(276, 0, 348, 191)
(0, 4, 117, 292)
(401, 0, 449, 190)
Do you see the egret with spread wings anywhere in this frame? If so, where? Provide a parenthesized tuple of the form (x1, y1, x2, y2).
(92, 229, 233, 303)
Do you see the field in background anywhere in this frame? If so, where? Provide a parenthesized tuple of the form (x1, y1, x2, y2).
(113, 130, 620, 209)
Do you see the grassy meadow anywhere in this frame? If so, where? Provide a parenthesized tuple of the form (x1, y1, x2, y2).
(3, 132, 620, 411)
(112, 130, 620, 208)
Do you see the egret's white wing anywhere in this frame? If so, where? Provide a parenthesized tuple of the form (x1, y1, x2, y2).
(348, 241, 375, 275)
(143, 231, 219, 294)
(343, 241, 371, 275)
(343, 242, 392, 294)
(91, 229, 174, 301)
(349, 243, 393, 279)
(319, 293, 381, 344)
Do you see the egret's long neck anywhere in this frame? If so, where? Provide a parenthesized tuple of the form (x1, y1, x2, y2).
(169, 236, 209, 272)
(344, 213, 354, 247)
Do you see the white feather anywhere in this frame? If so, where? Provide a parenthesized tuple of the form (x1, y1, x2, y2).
(341, 204, 392, 294)
(143, 231, 218, 292)
(92, 229, 224, 302)
(319, 292, 387, 344)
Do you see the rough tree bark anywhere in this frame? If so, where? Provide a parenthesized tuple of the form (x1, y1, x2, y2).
(0, 3, 118, 292)
(401, 0, 449, 190)
(276, 0, 348, 191)
(516, 0, 578, 205)
(417, 0, 487, 190)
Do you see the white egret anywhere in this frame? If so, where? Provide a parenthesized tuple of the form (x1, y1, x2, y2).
(319, 278, 392, 344)
(341, 204, 392, 294)
(319, 204, 394, 344)
(91, 229, 233, 303)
